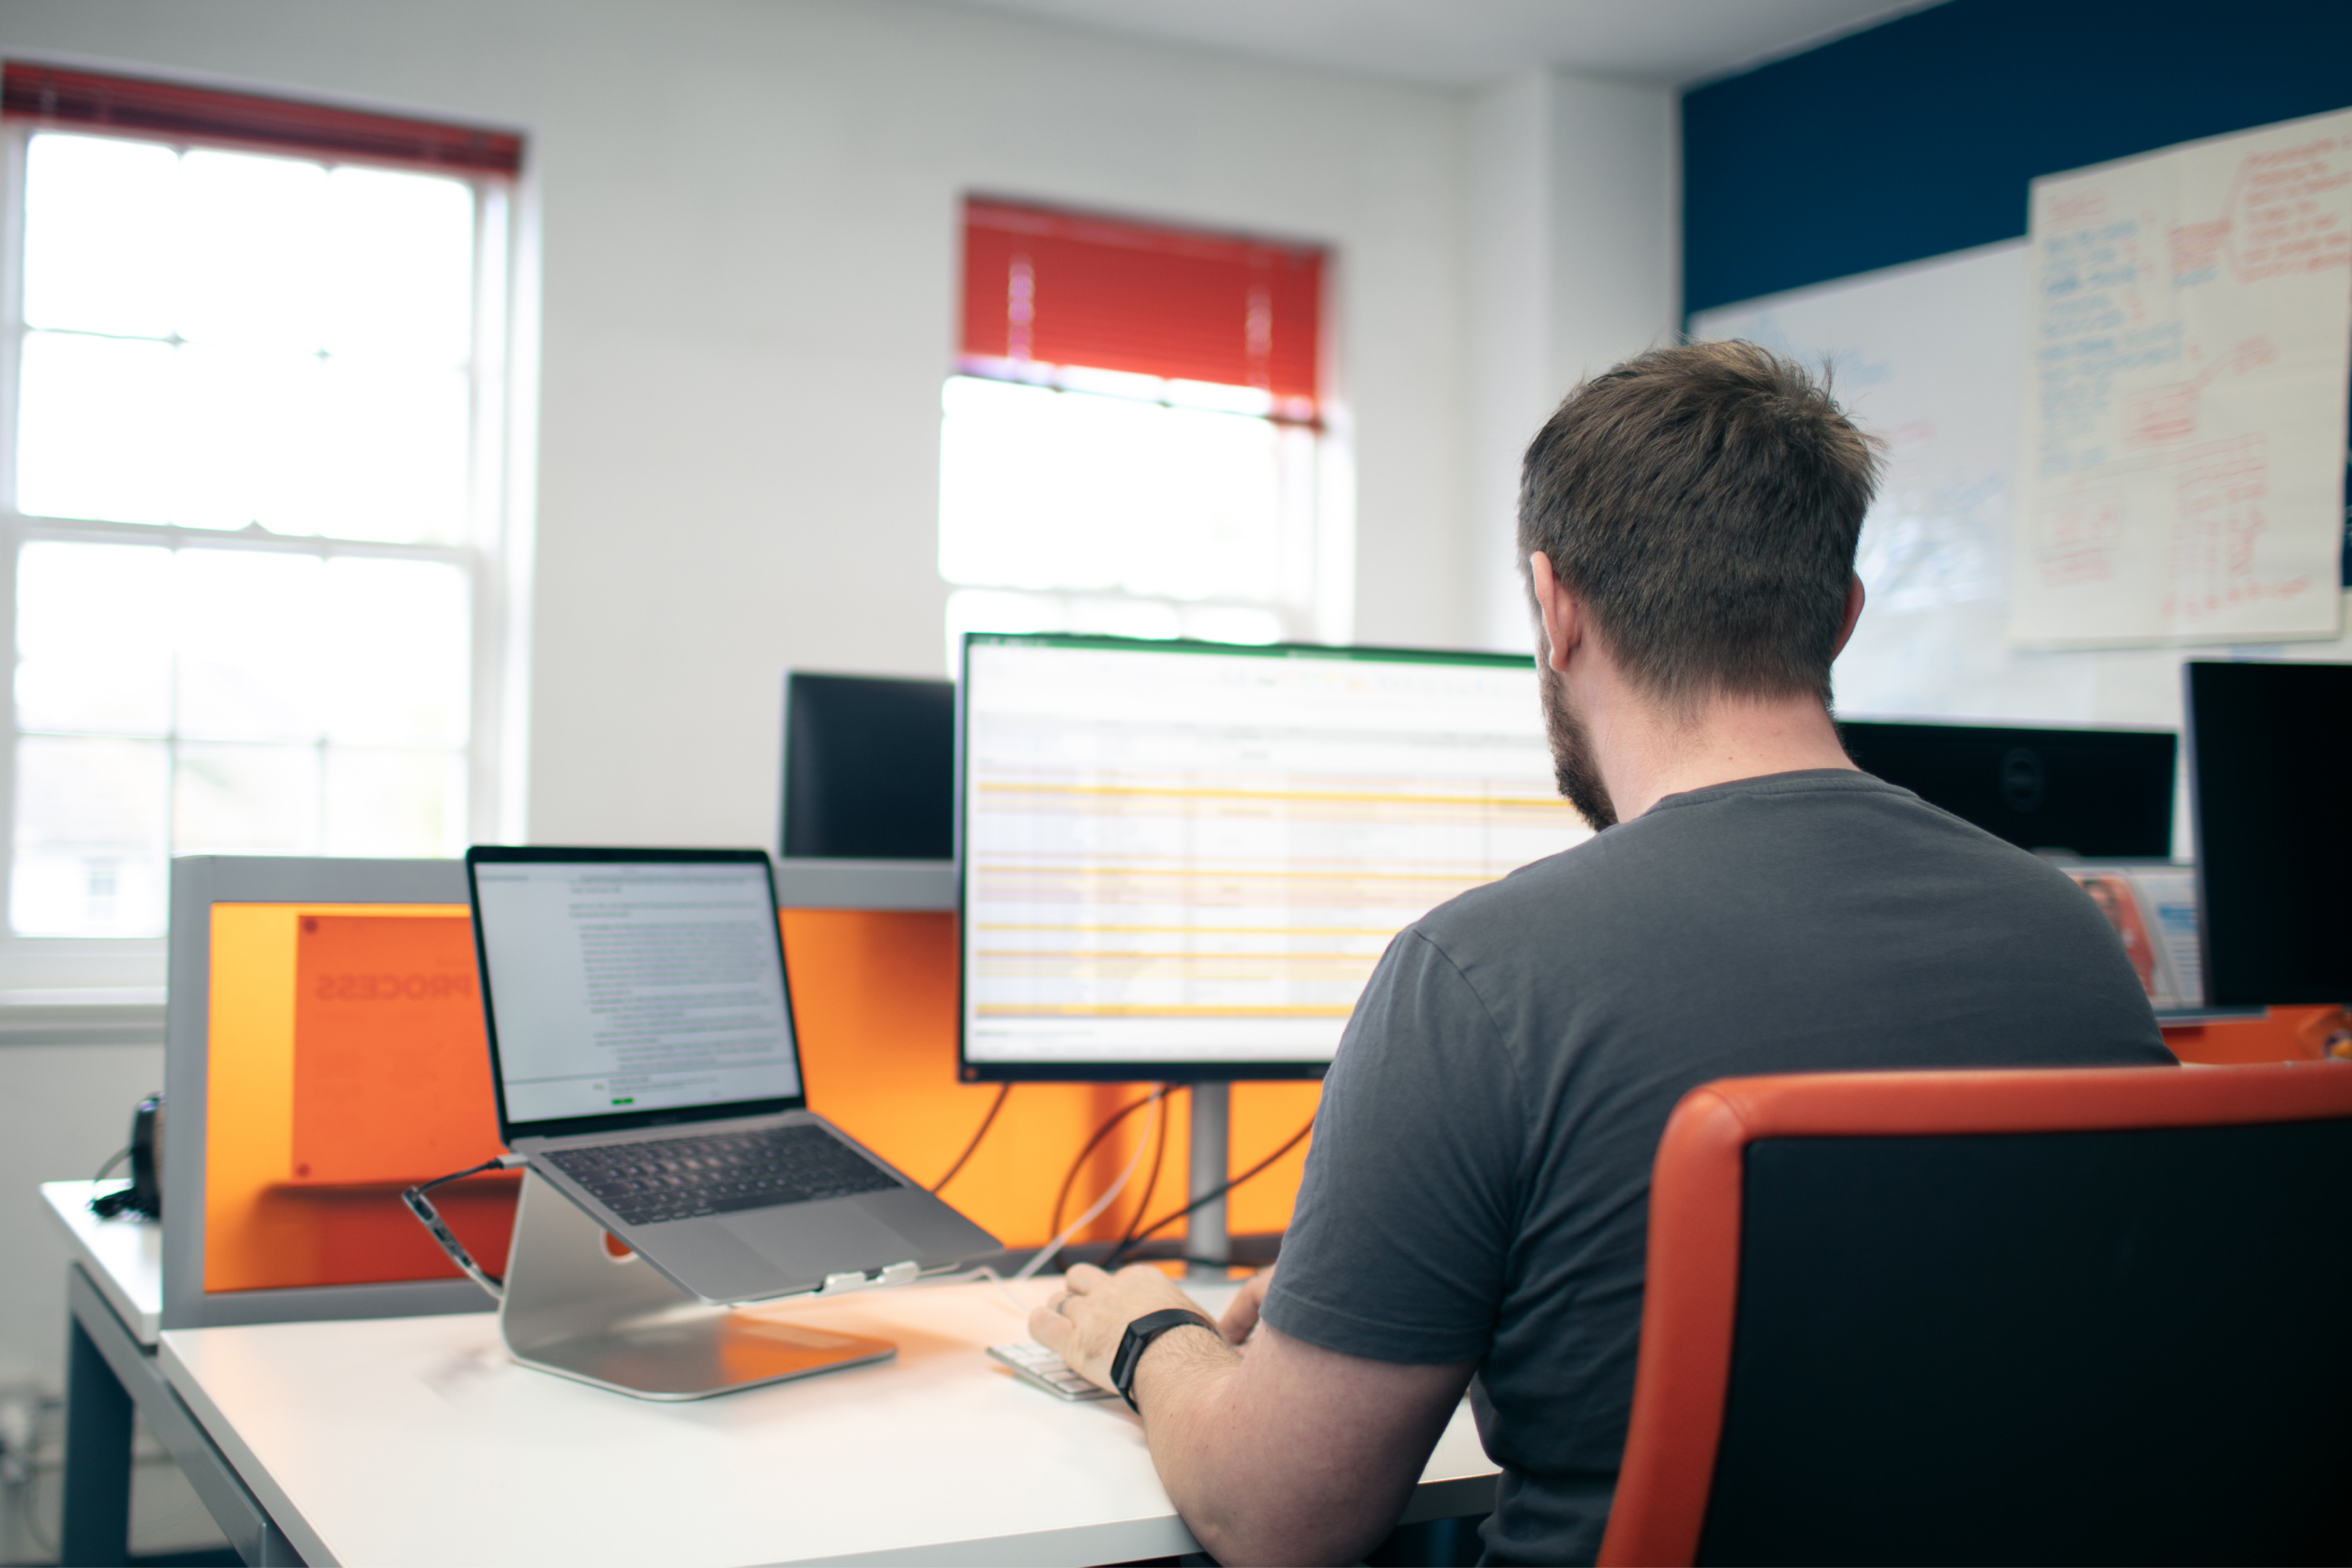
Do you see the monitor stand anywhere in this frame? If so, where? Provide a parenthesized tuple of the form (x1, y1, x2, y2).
(498, 1169, 897, 1401)
(1185, 1081, 1231, 1281)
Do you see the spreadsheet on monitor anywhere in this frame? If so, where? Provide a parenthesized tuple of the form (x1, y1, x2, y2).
(959, 636, 1593, 1072)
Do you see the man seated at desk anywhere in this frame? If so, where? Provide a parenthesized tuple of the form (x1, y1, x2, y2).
(1032, 341, 2174, 1566)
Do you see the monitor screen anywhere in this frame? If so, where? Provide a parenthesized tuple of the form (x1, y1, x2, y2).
(781, 672, 955, 860)
(1837, 719, 2176, 858)
(470, 854, 804, 1129)
(2185, 661, 2352, 1007)
(958, 635, 1593, 1081)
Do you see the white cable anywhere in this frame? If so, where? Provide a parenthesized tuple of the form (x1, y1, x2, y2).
(1012, 1089, 1165, 1284)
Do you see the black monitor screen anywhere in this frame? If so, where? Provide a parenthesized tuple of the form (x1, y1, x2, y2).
(1837, 719, 2175, 858)
(780, 672, 954, 860)
(2186, 661, 2352, 1007)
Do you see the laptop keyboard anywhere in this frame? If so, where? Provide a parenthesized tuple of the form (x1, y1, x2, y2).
(545, 1123, 900, 1227)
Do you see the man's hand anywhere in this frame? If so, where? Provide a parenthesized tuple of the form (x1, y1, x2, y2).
(1029, 1262, 1226, 1392)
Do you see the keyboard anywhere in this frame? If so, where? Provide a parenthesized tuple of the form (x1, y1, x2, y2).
(989, 1341, 1116, 1402)
(544, 1123, 900, 1226)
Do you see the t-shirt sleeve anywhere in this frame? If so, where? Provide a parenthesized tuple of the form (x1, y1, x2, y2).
(1260, 927, 1524, 1366)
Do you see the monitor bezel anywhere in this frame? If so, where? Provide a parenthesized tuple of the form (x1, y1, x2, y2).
(954, 631, 1543, 1085)
(466, 844, 809, 1143)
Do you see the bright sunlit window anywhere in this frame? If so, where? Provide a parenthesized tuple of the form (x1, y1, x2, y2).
(943, 199, 1342, 666)
(939, 372, 1319, 651)
(3, 70, 522, 949)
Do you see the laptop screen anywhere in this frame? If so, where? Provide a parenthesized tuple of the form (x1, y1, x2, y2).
(470, 854, 804, 1135)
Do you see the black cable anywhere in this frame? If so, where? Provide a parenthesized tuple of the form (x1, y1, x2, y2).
(1103, 1113, 1316, 1270)
(1047, 1089, 1161, 1242)
(90, 1146, 130, 1185)
(931, 1083, 1011, 1194)
(1112, 1082, 1174, 1252)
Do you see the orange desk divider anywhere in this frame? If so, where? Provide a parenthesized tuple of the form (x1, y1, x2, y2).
(201, 900, 1322, 1299)
(207, 904, 516, 1294)
(782, 910, 1320, 1250)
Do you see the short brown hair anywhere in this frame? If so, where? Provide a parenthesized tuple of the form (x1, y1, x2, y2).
(1518, 340, 1880, 709)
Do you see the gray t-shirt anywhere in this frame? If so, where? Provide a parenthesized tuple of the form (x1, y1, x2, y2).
(1260, 770, 2174, 1566)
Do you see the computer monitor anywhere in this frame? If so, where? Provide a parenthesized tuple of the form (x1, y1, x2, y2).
(780, 671, 954, 860)
(2184, 660, 2352, 1007)
(1837, 719, 2175, 858)
(956, 634, 1593, 1082)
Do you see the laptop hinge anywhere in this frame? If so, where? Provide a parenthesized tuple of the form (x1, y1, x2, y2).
(816, 1260, 920, 1297)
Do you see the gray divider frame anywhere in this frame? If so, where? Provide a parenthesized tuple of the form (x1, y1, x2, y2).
(772, 858, 953, 911)
(162, 855, 494, 1330)
(162, 851, 952, 1330)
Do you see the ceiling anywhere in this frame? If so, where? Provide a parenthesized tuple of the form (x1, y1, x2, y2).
(928, 0, 1948, 89)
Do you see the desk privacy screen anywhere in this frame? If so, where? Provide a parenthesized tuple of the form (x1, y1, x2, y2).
(164, 857, 507, 1328)
(163, 858, 1330, 1330)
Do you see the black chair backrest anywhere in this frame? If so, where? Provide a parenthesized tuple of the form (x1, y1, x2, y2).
(1698, 1120, 2352, 1565)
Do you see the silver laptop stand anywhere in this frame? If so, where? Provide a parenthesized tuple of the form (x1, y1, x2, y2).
(500, 1170, 897, 1400)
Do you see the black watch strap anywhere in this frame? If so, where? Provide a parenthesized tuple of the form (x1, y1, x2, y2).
(1110, 1307, 1215, 1411)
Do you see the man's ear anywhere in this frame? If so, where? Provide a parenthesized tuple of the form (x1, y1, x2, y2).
(1529, 552, 1581, 674)
(1831, 573, 1866, 658)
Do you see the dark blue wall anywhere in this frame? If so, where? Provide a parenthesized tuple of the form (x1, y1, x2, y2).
(1682, 0, 2352, 316)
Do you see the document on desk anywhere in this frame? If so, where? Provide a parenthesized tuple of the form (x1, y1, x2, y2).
(2012, 107, 2352, 647)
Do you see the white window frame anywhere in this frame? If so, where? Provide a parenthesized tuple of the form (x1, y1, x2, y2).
(0, 117, 535, 999)
(935, 365, 1356, 668)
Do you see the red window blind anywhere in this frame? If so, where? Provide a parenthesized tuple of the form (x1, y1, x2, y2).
(960, 198, 1324, 423)
(1, 61, 523, 176)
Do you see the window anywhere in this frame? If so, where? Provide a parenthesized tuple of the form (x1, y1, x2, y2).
(0, 64, 524, 955)
(940, 199, 1344, 663)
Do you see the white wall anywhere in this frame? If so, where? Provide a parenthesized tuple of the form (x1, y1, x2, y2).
(1464, 69, 1678, 652)
(1, 0, 1472, 848)
(0, 0, 1684, 1406)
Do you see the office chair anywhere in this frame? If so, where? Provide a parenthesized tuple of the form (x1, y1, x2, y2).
(1598, 1062, 2352, 1567)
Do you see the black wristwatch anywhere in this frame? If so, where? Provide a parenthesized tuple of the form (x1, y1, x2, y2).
(1110, 1307, 1215, 1411)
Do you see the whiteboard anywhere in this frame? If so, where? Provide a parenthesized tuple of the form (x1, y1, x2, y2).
(2013, 108, 2352, 645)
(1692, 240, 2352, 857)
(1703, 243, 2342, 728)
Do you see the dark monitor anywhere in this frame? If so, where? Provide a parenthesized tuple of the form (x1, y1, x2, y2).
(1837, 719, 2175, 858)
(956, 633, 1594, 1082)
(2184, 661, 2352, 1007)
(779, 672, 953, 860)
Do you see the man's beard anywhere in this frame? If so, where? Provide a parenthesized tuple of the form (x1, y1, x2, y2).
(1539, 662, 1618, 830)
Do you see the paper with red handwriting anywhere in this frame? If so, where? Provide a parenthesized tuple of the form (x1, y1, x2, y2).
(2013, 108, 2352, 646)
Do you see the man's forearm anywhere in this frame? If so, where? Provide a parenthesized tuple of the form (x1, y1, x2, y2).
(1028, 1264, 1473, 1566)
(1132, 1322, 1433, 1566)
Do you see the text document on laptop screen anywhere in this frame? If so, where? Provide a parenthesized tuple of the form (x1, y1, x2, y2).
(474, 860, 803, 1123)
(961, 636, 1594, 1073)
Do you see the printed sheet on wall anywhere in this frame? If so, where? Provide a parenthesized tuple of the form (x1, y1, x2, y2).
(2013, 109, 2352, 646)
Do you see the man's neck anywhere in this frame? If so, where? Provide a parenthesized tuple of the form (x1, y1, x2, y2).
(1594, 689, 1857, 823)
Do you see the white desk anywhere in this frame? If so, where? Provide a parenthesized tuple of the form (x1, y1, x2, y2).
(42, 1179, 306, 1565)
(160, 1276, 1497, 1566)
(44, 1179, 1497, 1566)
(42, 1179, 163, 1341)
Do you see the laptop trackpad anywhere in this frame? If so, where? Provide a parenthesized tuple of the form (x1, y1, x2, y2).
(720, 1203, 915, 1277)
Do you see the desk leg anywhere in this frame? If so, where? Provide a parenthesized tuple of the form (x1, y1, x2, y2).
(62, 1311, 135, 1568)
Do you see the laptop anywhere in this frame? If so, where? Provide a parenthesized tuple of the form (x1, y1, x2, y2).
(465, 845, 999, 1305)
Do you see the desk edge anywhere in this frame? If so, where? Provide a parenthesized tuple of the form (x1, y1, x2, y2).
(159, 1331, 339, 1568)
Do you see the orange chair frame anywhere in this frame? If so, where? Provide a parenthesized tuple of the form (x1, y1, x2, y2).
(1597, 1062, 2352, 1567)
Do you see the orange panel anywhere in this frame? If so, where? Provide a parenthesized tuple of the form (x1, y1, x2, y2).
(206, 903, 516, 1294)
(2162, 1005, 2337, 1065)
(202, 903, 1320, 1295)
(292, 914, 503, 1183)
(781, 909, 1318, 1250)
